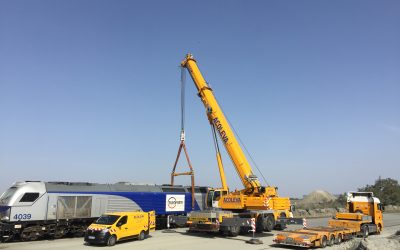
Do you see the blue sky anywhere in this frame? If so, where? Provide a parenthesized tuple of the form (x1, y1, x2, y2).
(0, 1, 399, 197)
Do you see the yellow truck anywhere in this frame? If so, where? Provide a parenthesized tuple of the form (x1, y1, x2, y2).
(84, 210, 155, 246)
(273, 192, 383, 248)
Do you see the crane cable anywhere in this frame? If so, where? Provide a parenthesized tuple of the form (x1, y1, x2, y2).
(180, 67, 186, 135)
(219, 101, 270, 187)
(181, 67, 269, 187)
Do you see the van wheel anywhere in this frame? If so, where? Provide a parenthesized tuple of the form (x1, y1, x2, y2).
(107, 235, 116, 246)
(139, 231, 145, 240)
(320, 235, 327, 248)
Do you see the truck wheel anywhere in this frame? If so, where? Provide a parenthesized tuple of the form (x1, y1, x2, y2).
(138, 230, 145, 240)
(361, 225, 369, 238)
(327, 235, 335, 246)
(320, 235, 327, 248)
(107, 235, 116, 246)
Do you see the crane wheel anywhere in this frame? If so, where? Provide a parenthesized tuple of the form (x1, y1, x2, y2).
(274, 212, 287, 230)
(228, 226, 239, 237)
(256, 214, 275, 232)
(264, 214, 275, 232)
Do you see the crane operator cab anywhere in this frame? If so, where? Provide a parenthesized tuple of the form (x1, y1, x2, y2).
(206, 189, 228, 208)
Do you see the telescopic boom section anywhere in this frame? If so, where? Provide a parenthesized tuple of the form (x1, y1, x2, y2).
(181, 54, 260, 192)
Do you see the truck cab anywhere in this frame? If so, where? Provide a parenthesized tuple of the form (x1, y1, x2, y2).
(345, 191, 384, 233)
(84, 210, 155, 246)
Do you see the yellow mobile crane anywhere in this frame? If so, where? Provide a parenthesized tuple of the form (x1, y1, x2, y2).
(181, 54, 300, 235)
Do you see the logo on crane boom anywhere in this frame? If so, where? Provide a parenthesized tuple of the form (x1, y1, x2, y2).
(213, 117, 229, 144)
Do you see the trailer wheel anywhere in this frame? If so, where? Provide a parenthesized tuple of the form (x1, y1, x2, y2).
(138, 230, 146, 240)
(107, 235, 116, 246)
(361, 225, 369, 238)
(320, 235, 327, 248)
(336, 233, 342, 244)
(327, 235, 335, 246)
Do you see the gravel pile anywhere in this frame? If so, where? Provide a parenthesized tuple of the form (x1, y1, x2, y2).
(328, 228, 400, 250)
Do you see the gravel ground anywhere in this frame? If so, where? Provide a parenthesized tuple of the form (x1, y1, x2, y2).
(0, 213, 399, 250)
(328, 226, 400, 250)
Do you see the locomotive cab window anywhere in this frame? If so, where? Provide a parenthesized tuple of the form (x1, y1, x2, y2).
(0, 187, 17, 204)
(19, 192, 39, 202)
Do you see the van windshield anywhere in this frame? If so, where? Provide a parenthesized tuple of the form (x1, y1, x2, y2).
(95, 215, 120, 225)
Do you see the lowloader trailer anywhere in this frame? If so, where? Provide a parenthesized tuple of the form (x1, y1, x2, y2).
(273, 192, 384, 248)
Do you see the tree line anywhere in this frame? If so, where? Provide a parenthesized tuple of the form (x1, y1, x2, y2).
(358, 177, 400, 206)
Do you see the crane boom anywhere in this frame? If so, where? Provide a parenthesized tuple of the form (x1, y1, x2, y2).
(181, 54, 260, 192)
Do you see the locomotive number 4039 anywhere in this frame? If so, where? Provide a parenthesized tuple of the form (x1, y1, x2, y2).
(13, 214, 32, 220)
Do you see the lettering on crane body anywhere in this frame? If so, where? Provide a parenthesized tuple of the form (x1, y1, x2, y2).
(213, 117, 229, 144)
(223, 197, 241, 203)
